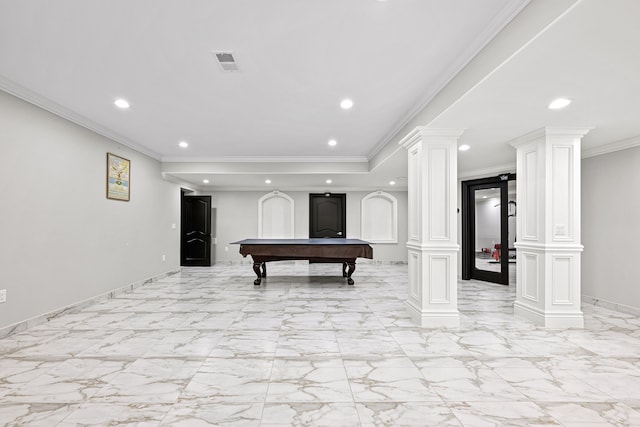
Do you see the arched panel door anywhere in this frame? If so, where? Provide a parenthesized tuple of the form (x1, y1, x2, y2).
(181, 194, 211, 266)
(309, 193, 346, 238)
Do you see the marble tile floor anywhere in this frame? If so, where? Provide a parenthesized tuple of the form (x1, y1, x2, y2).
(1, 262, 640, 426)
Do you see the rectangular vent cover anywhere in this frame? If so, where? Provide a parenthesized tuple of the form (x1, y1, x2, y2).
(213, 51, 239, 72)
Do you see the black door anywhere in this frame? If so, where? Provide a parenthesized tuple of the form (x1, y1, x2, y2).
(309, 193, 346, 238)
(462, 175, 515, 285)
(181, 193, 212, 266)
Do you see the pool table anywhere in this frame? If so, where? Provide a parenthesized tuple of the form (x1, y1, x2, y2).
(232, 238, 373, 285)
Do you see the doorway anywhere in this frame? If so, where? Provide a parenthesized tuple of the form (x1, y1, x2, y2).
(309, 193, 346, 238)
(181, 191, 212, 266)
(462, 174, 516, 285)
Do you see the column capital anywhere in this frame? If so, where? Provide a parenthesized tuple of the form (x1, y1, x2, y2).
(509, 127, 593, 148)
(399, 127, 465, 149)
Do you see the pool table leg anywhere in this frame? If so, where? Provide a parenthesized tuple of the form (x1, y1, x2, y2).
(342, 262, 348, 277)
(261, 262, 267, 277)
(346, 261, 356, 285)
(252, 262, 263, 285)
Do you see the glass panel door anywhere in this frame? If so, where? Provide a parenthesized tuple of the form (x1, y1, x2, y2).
(461, 176, 511, 285)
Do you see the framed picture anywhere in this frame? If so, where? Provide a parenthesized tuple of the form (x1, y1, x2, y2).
(106, 152, 130, 201)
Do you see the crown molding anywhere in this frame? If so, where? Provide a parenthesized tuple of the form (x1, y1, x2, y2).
(0, 76, 162, 160)
(399, 127, 466, 149)
(202, 185, 408, 192)
(457, 163, 516, 181)
(582, 134, 640, 159)
(160, 155, 368, 163)
(509, 126, 593, 148)
(367, 0, 531, 161)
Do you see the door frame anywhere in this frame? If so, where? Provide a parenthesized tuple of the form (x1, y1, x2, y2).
(461, 174, 515, 285)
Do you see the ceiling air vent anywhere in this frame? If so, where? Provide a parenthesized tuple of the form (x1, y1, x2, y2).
(213, 51, 239, 72)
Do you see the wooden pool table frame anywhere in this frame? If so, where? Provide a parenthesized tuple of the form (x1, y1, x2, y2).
(232, 238, 373, 285)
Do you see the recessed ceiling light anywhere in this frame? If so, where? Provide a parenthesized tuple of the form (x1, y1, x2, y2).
(458, 144, 470, 151)
(389, 181, 396, 185)
(326, 179, 332, 184)
(265, 179, 271, 184)
(483, 196, 488, 199)
(114, 98, 130, 109)
(328, 139, 337, 147)
(178, 141, 189, 148)
(202, 179, 209, 184)
(548, 98, 572, 109)
(340, 99, 353, 110)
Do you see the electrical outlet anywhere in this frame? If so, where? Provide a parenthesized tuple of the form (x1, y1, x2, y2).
(162, 254, 166, 262)
(0, 289, 6, 303)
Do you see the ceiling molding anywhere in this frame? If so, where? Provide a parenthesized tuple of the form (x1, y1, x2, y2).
(457, 134, 640, 179)
(398, 126, 466, 149)
(0, 76, 162, 161)
(367, 0, 532, 161)
(582, 134, 640, 159)
(368, 145, 404, 172)
(457, 163, 516, 181)
(398, 127, 422, 150)
(509, 126, 593, 148)
(200, 185, 408, 193)
(160, 155, 368, 163)
(161, 161, 370, 175)
(160, 173, 197, 191)
(421, 1, 584, 148)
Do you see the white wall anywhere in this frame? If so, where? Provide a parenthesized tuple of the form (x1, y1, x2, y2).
(582, 146, 640, 311)
(211, 190, 408, 263)
(0, 91, 181, 330)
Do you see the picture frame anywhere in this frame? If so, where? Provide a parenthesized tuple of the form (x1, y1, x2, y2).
(106, 152, 130, 201)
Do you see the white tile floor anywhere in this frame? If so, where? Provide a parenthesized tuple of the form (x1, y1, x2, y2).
(1, 262, 640, 426)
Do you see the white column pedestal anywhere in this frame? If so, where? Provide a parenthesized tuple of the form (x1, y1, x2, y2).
(406, 243, 460, 327)
(513, 243, 584, 328)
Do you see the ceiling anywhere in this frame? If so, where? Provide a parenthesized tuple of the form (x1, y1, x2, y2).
(2, 0, 640, 191)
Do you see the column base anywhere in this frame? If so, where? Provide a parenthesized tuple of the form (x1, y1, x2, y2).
(406, 300, 460, 328)
(514, 301, 584, 329)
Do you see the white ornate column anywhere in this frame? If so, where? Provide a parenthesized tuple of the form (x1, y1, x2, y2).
(510, 127, 590, 328)
(400, 127, 463, 327)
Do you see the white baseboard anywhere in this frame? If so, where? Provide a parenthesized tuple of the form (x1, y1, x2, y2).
(582, 294, 640, 317)
(0, 269, 180, 339)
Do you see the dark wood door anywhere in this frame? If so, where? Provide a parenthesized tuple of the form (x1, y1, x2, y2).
(309, 193, 346, 238)
(181, 194, 212, 266)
